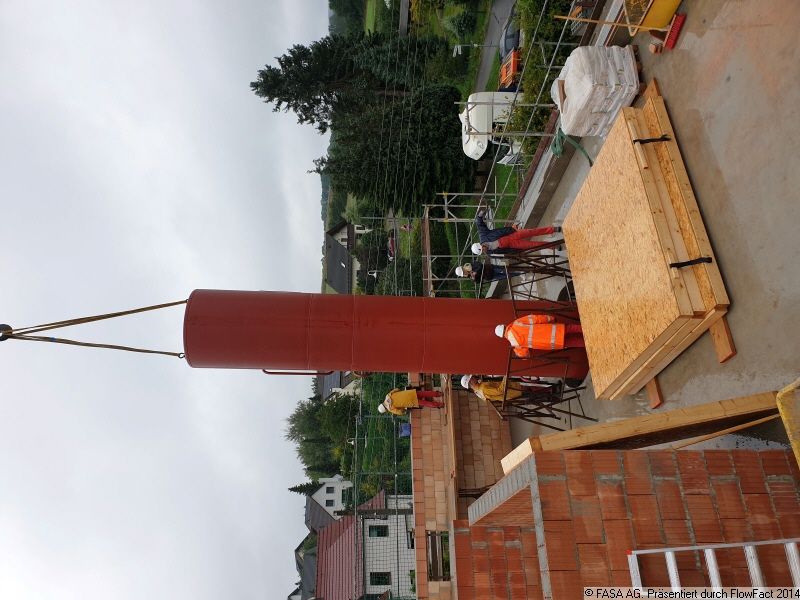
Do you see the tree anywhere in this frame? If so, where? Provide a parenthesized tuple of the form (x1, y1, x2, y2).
(354, 229, 390, 275)
(319, 393, 360, 447)
(251, 33, 451, 133)
(285, 394, 338, 478)
(329, 0, 364, 35)
(285, 394, 325, 443)
(315, 85, 474, 214)
(446, 11, 477, 40)
(376, 256, 423, 296)
(288, 481, 320, 496)
(251, 33, 383, 133)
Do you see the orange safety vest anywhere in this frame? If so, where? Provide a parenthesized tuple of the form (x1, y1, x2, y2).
(504, 314, 565, 357)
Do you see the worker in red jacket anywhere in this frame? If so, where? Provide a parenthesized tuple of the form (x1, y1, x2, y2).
(496, 313, 584, 358)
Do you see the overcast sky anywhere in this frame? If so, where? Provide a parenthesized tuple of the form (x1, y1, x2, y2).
(0, 1, 328, 598)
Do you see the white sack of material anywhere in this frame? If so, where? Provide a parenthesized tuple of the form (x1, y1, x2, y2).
(550, 45, 639, 137)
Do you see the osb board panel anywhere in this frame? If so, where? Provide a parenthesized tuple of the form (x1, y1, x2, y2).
(600, 313, 691, 399)
(643, 96, 730, 306)
(563, 112, 693, 399)
(611, 307, 727, 399)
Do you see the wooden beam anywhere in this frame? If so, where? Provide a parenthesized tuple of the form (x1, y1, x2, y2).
(642, 78, 662, 100)
(709, 316, 737, 363)
(777, 378, 800, 467)
(671, 414, 781, 449)
(501, 391, 779, 473)
(646, 377, 664, 409)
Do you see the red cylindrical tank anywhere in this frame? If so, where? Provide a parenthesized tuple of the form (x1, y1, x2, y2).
(183, 289, 589, 378)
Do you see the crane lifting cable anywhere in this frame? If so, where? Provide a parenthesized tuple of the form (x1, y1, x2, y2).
(0, 299, 187, 359)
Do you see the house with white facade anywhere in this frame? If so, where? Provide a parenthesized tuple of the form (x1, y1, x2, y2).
(316, 491, 417, 600)
(311, 474, 353, 516)
(361, 493, 416, 600)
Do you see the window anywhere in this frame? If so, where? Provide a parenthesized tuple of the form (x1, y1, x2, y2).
(426, 531, 451, 581)
(326, 486, 334, 494)
(369, 572, 391, 586)
(325, 499, 334, 507)
(368, 525, 388, 538)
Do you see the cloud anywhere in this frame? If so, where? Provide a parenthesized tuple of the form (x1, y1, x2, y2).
(0, 0, 330, 597)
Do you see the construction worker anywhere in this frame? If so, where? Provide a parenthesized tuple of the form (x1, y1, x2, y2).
(455, 261, 523, 283)
(495, 313, 584, 358)
(475, 226, 562, 255)
(378, 387, 444, 416)
(475, 210, 517, 243)
(460, 375, 523, 402)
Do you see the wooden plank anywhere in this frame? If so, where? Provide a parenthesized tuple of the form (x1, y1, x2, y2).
(672, 414, 781, 449)
(600, 314, 691, 400)
(614, 307, 727, 398)
(776, 378, 800, 467)
(642, 78, 662, 100)
(649, 97, 730, 305)
(608, 316, 698, 400)
(646, 377, 664, 409)
(642, 98, 723, 310)
(623, 109, 695, 315)
(563, 113, 691, 399)
(634, 108, 706, 314)
(500, 392, 780, 471)
(709, 316, 737, 363)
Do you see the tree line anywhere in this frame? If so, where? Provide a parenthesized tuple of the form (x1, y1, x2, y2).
(251, 31, 473, 216)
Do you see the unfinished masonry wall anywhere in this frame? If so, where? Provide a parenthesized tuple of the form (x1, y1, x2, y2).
(453, 520, 544, 600)
(459, 449, 799, 599)
(410, 387, 512, 599)
(450, 388, 513, 518)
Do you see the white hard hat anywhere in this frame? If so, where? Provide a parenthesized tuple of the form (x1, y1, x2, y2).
(460, 375, 473, 389)
(471, 242, 483, 255)
(377, 404, 387, 414)
(495, 324, 506, 338)
(455, 266, 465, 277)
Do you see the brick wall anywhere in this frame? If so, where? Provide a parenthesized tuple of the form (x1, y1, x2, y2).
(453, 520, 543, 600)
(410, 387, 512, 599)
(450, 388, 513, 518)
(461, 449, 799, 598)
(410, 404, 451, 600)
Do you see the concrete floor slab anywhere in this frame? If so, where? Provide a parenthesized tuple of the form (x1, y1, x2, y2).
(510, 0, 800, 448)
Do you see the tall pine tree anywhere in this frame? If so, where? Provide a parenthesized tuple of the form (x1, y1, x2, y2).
(288, 481, 321, 496)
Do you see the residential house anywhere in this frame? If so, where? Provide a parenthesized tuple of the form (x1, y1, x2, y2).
(322, 221, 372, 396)
(316, 491, 416, 600)
(292, 534, 317, 600)
(311, 474, 353, 516)
(323, 220, 371, 295)
(318, 370, 356, 403)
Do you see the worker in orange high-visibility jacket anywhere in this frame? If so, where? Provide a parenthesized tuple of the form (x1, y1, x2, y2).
(495, 314, 585, 358)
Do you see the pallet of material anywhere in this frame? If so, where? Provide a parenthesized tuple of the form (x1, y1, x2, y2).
(562, 97, 729, 400)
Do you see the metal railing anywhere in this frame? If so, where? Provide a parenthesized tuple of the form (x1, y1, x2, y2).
(627, 538, 800, 590)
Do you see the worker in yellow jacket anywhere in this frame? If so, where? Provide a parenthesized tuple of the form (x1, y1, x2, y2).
(496, 313, 584, 358)
(460, 375, 523, 402)
(378, 388, 444, 416)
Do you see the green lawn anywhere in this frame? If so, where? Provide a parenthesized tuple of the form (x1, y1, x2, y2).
(456, 1, 494, 99)
(492, 164, 520, 221)
(364, 0, 378, 32)
(396, 219, 420, 260)
(484, 52, 501, 92)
